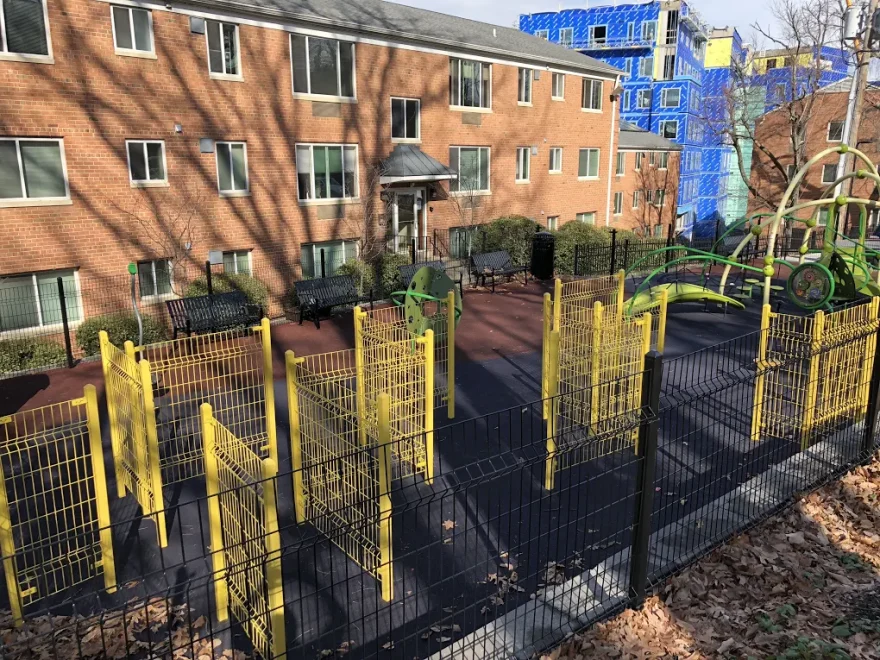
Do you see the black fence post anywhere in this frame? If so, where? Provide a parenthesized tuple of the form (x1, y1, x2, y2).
(320, 249, 326, 278)
(863, 329, 880, 456)
(57, 277, 75, 369)
(574, 244, 580, 277)
(481, 230, 487, 255)
(629, 350, 663, 608)
(714, 218, 721, 247)
(410, 239, 416, 265)
(623, 239, 630, 272)
(205, 260, 213, 295)
(609, 229, 618, 276)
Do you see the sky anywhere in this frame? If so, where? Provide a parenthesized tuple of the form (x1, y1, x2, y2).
(388, 0, 780, 42)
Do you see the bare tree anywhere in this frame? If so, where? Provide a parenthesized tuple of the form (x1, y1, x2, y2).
(634, 155, 680, 236)
(446, 179, 485, 258)
(339, 158, 390, 290)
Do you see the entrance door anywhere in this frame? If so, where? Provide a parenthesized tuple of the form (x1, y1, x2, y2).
(389, 191, 426, 255)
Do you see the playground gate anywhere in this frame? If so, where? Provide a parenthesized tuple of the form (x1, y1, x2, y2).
(0, 386, 116, 626)
(286, 351, 395, 602)
(752, 299, 880, 447)
(201, 403, 285, 660)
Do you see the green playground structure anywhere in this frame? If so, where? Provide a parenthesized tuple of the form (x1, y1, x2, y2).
(624, 145, 880, 315)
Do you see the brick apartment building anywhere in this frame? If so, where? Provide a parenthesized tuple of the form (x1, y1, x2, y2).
(750, 78, 880, 232)
(0, 0, 680, 334)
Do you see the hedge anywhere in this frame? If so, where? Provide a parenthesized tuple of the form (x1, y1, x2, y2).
(76, 312, 168, 356)
(0, 338, 68, 375)
(336, 259, 375, 296)
(553, 222, 613, 275)
(482, 216, 542, 265)
(184, 273, 269, 311)
(376, 252, 411, 296)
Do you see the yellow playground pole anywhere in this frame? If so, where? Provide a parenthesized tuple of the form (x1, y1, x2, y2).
(751, 304, 772, 442)
(261, 458, 287, 658)
(201, 403, 229, 623)
(420, 329, 435, 485)
(99, 331, 125, 499)
(353, 306, 368, 446)
(801, 311, 825, 450)
(553, 278, 563, 331)
(285, 351, 306, 524)
(376, 393, 395, 602)
(542, 293, 552, 420)
(85, 385, 117, 594)
(616, 269, 626, 316)
(544, 329, 561, 491)
(259, 318, 278, 468)
(590, 302, 604, 428)
(658, 288, 669, 353)
(140, 359, 167, 548)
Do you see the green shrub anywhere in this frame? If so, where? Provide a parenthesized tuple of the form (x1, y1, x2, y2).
(185, 273, 269, 311)
(554, 222, 612, 275)
(76, 312, 167, 356)
(377, 252, 411, 296)
(482, 216, 542, 265)
(336, 259, 375, 296)
(0, 338, 68, 375)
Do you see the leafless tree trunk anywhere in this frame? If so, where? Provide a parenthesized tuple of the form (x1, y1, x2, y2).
(446, 180, 485, 258)
(343, 159, 389, 290)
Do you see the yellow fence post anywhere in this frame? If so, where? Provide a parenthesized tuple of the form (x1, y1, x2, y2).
(590, 302, 604, 429)
(285, 351, 306, 524)
(447, 289, 456, 420)
(544, 329, 561, 491)
(616, 269, 626, 317)
(860, 297, 880, 415)
(0, 419, 23, 627)
(259, 318, 279, 468)
(353, 306, 368, 446)
(261, 458, 287, 658)
(84, 385, 117, 594)
(99, 331, 126, 499)
(201, 403, 229, 623)
(801, 310, 825, 450)
(542, 293, 552, 421)
(658, 288, 669, 353)
(751, 304, 772, 442)
(553, 278, 563, 331)
(422, 329, 435, 485)
(377, 393, 394, 602)
(139, 359, 167, 548)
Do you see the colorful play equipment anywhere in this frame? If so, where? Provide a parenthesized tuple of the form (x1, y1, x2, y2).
(624, 145, 880, 314)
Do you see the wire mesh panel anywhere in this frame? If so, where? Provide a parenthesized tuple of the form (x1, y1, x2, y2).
(202, 405, 284, 660)
(286, 351, 394, 602)
(138, 320, 276, 486)
(0, 388, 116, 625)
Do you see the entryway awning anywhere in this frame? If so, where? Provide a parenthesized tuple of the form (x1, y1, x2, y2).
(379, 144, 457, 185)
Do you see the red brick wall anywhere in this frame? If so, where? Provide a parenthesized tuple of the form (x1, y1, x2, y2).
(612, 150, 680, 235)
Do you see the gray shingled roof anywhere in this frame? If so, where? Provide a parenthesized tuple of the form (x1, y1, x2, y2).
(618, 120, 683, 151)
(816, 77, 880, 94)
(381, 144, 455, 180)
(186, 0, 621, 77)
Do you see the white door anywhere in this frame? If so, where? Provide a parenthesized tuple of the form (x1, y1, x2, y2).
(389, 191, 427, 255)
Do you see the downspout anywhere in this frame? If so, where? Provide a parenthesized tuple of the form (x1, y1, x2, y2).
(606, 74, 621, 226)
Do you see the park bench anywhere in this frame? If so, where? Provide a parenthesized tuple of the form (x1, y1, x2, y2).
(166, 291, 262, 339)
(398, 260, 447, 288)
(470, 251, 529, 292)
(294, 275, 373, 329)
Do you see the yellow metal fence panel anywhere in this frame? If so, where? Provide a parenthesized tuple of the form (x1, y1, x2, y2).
(0, 389, 116, 626)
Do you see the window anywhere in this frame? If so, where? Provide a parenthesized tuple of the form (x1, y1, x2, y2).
(515, 147, 530, 182)
(577, 212, 596, 225)
(214, 142, 248, 194)
(449, 146, 490, 192)
(649, 152, 656, 166)
(581, 79, 603, 111)
(765, 58, 778, 70)
(222, 250, 251, 275)
(206, 20, 239, 78)
(627, 23, 634, 42)
(661, 54, 675, 80)
(518, 68, 532, 104)
(534, 29, 549, 40)
(578, 148, 600, 179)
(613, 192, 623, 215)
(653, 225, 664, 238)
(0, 0, 50, 57)
(559, 27, 573, 47)
(295, 144, 358, 201)
(391, 98, 420, 141)
(665, 10, 679, 44)
(655, 189, 666, 207)
(818, 208, 830, 226)
(301, 240, 358, 279)
(641, 21, 657, 43)
(774, 84, 786, 101)
(637, 89, 652, 108)
(449, 58, 491, 109)
(635, 152, 644, 169)
(828, 120, 845, 142)
(549, 147, 563, 173)
(822, 164, 837, 185)
(616, 152, 625, 176)
(0, 269, 80, 332)
(111, 6, 153, 55)
(658, 151, 669, 170)
(786, 164, 797, 179)
(290, 35, 356, 99)
(551, 72, 565, 99)
(125, 140, 166, 185)
(547, 216, 559, 231)
(632, 191, 641, 209)
(639, 57, 653, 78)
(589, 25, 607, 46)
(661, 88, 680, 108)
(645, 190, 654, 204)
(623, 90, 631, 109)
(623, 59, 632, 77)
(138, 260, 172, 299)
(0, 138, 68, 202)
(660, 120, 678, 140)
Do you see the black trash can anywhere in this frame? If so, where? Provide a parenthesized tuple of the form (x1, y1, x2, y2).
(531, 231, 555, 280)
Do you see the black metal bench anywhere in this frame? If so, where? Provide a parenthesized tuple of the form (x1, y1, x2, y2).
(294, 276, 373, 329)
(470, 251, 529, 292)
(166, 291, 262, 339)
(398, 260, 446, 288)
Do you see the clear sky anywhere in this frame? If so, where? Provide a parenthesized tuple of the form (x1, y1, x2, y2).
(388, 0, 780, 43)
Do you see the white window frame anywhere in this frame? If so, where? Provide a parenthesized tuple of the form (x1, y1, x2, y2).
(639, 57, 653, 78)
(624, 59, 632, 77)
(138, 259, 174, 301)
(0, 0, 53, 63)
(302, 239, 359, 278)
(222, 249, 253, 275)
(549, 147, 563, 174)
(616, 152, 625, 176)
(295, 143, 360, 203)
(214, 141, 249, 196)
(578, 148, 600, 180)
(613, 192, 623, 216)
(289, 34, 357, 101)
(635, 152, 644, 170)
(821, 164, 837, 185)
(518, 68, 533, 105)
(110, 6, 155, 59)
(534, 29, 549, 40)
(551, 72, 565, 100)
(390, 97, 420, 142)
(449, 57, 492, 111)
(449, 146, 491, 194)
(660, 120, 678, 140)
(515, 147, 530, 183)
(655, 189, 666, 207)
(0, 269, 83, 337)
(632, 191, 641, 209)
(205, 20, 242, 81)
(559, 27, 574, 48)
(661, 88, 680, 108)
(827, 120, 844, 142)
(0, 137, 71, 208)
(637, 89, 652, 109)
(658, 151, 669, 170)
(577, 212, 596, 225)
(125, 139, 167, 187)
(581, 78, 603, 112)
(641, 21, 657, 43)
(547, 215, 559, 231)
